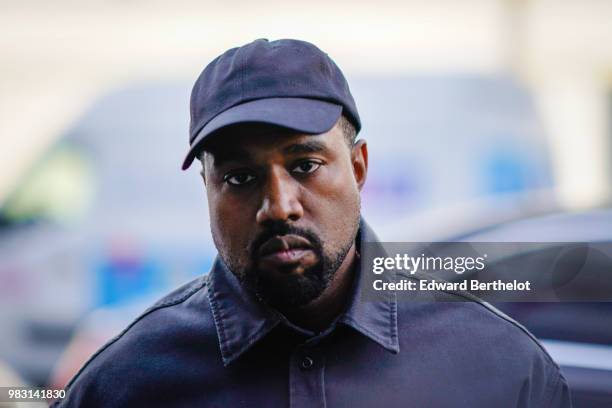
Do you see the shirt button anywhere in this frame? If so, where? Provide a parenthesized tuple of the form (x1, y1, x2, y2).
(300, 356, 314, 370)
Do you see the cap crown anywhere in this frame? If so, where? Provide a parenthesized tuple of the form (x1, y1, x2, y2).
(189, 38, 361, 143)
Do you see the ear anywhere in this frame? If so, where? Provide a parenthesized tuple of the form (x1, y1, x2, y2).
(200, 167, 207, 186)
(351, 139, 368, 191)
(199, 152, 208, 186)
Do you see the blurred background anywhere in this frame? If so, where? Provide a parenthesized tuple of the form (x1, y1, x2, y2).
(1, 0, 612, 406)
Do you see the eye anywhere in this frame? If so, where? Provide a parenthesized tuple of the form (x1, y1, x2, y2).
(292, 160, 321, 175)
(224, 171, 256, 186)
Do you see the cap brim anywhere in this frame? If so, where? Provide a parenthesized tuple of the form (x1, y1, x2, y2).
(182, 97, 342, 170)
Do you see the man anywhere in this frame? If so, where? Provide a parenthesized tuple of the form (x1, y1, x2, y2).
(55, 39, 571, 407)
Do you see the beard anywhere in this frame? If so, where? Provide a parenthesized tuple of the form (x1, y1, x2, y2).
(215, 216, 359, 310)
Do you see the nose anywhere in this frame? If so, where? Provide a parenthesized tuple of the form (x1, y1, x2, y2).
(256, 167, 304, 225)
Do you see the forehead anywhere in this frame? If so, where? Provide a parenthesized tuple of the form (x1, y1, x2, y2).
(202, 122, 344, 164)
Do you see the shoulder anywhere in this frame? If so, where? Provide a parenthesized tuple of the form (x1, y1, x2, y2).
(81, 275, 212, 373)
(395, 277, 571, 405)
(397, 273, 552, 357)
(54, 275, 216, 406)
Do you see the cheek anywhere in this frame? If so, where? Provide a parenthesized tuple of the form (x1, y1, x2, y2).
(318, 162, 359, 207)
(304, 164, 360, 237)
(208, 193, 254, 257)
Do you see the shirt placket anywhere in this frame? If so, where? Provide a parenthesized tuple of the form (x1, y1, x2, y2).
(289, 345, 326, 408)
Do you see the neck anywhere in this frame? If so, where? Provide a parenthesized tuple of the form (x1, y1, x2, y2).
(281, 243, 358, 333)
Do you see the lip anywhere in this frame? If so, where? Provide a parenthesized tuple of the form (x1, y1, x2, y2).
(257, 234, 313, 257)
(259, 248, 314, 265)
(256, 234, 315, 266)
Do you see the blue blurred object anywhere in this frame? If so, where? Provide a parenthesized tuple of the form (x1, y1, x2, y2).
(482, 148, 528, 194)
(96, 251, 164, 307)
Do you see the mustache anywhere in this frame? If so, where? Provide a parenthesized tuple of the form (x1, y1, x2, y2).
(249, 221, 321, 257)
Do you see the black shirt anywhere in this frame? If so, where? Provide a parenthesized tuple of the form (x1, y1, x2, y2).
(55, 220, 571, 407)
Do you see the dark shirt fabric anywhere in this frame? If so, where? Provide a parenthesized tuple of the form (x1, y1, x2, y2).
(55, 219, 571, 407)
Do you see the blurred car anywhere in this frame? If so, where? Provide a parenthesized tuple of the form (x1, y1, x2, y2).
(449, 209, 612, 408)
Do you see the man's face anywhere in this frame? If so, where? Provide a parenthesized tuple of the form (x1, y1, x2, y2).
(201, 119, 368, 309)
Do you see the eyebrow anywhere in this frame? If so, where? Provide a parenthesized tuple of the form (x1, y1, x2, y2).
(207, 139, 328, 168)
(207, 147, 251, 168)
(282, 140, 327, 155)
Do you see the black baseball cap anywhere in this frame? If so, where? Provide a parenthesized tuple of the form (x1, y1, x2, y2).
(182, 38, 361, 170)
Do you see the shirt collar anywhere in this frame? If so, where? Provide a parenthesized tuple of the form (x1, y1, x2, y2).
(340, 220, 400, 354)
(206, 218, 399, 366)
